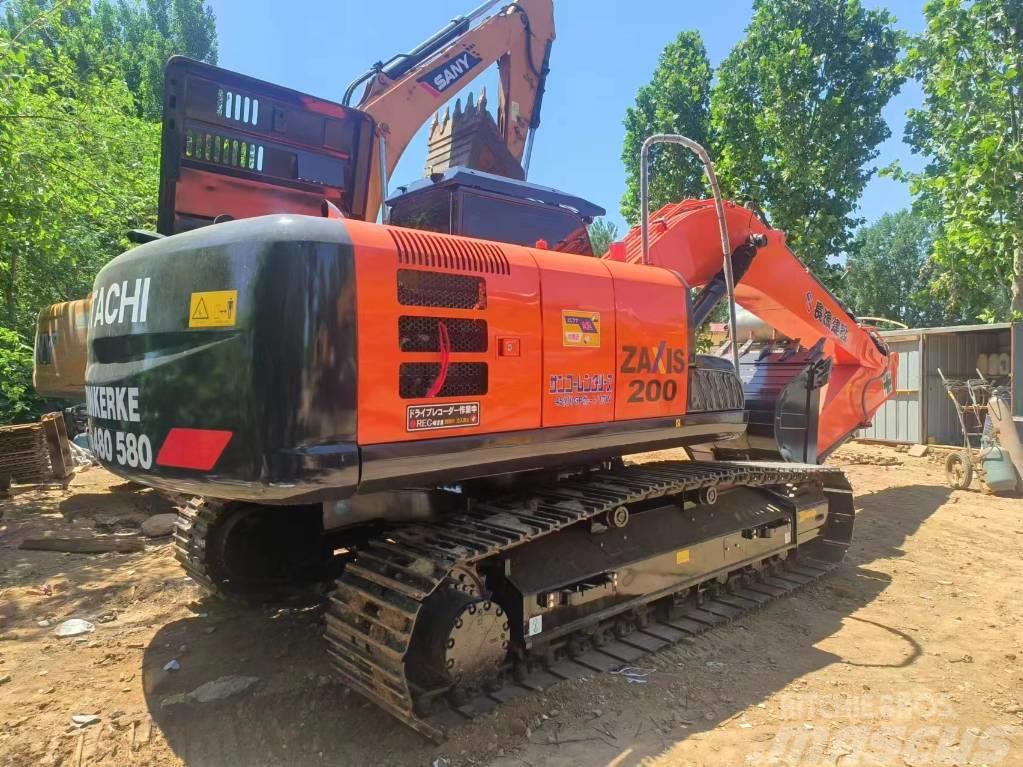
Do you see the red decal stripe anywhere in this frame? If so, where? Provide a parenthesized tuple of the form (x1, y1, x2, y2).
(156, 428, 233, 471)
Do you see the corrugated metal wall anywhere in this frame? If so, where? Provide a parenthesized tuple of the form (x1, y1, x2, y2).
(924, 329, 1011, 445)
(860, 337, 921, 443)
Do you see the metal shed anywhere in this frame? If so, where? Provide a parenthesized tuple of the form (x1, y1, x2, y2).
(858, 323, 1013, 446)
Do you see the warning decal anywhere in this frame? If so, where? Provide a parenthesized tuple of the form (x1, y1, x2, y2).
(189, 290, 238, 328)
(561, 310, 601, 347)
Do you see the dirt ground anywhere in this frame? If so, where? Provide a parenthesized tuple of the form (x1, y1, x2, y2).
(1, 442, 1021, 767)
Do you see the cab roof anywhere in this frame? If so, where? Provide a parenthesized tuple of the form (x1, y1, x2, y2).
(387, 166, 606, 221)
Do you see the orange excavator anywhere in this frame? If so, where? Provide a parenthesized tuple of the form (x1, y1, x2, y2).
(80, 0, 895, 740)
(35, 0, 556, 402)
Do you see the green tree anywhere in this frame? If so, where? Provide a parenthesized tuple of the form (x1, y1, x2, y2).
(842, 210, 943, 326)
(588, 218, 619, 256)
(900, 0, 1023, 322)
(0, 1, 215, 421)
(711, 0, 902, 280)
(1, 23, 159, 335)
(620, 31, 712, 224)
(0, 327, 42, 425)
(1, 0, 217, 118)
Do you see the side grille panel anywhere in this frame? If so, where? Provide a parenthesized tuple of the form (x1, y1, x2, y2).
(399, 362, 488, 399)
(398, 317, 488, 353)
(397, 269, 486, 310)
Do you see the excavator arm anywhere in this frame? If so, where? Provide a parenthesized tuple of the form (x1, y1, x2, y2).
(349, 0, 555, 218)
(612, 199, 897, 461)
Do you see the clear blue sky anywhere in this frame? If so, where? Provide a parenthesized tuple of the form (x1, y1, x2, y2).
(208, 0, 927, 235)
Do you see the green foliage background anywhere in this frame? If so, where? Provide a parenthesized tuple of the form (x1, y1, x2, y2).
(0, 0, 217, 423)
(621, 0, 1022, 327)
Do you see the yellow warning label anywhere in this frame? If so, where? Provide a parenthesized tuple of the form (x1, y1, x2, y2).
(799, 509, 820, 525)
(189, 290, 238, 328)
(561, 310, 601, 347)
(675, 549, 691, 565)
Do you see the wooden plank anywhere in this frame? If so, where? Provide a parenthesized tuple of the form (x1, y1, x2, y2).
(19, 536, 147, 554)
(42, 413, 72, 479)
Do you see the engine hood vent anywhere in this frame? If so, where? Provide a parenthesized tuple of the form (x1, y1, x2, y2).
(389, 229, 510, 275)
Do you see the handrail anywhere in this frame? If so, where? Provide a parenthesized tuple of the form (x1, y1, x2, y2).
(639, 134, 739, 373)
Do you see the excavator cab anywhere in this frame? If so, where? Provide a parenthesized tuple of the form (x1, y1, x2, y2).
(387, 167, 603, 255)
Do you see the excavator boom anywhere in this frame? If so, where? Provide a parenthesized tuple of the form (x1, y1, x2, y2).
(353, 0, 554, 218)
(613, 198, 896, 460)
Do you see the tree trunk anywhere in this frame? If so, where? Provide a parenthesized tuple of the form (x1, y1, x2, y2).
(1012, 232, 1023, 319)
(5, 251, 16, 329)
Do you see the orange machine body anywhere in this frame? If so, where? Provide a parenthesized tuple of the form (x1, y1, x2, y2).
(349, 218, 690, 446)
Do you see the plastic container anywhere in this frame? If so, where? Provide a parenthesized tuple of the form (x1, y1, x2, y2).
(981, 446, 1020, 493)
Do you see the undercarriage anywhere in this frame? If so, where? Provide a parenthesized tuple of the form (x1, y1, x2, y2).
(174, 459, 853, 740)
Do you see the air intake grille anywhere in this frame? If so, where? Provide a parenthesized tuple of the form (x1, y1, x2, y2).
(399, 317, 488, 353)
(397, 269, 486, 310)
(400, 362, 488, 399)
(390, 229, 510, 275)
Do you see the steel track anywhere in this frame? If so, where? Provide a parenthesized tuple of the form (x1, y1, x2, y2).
(173, 496, 230, 598)
(323, 460, 853, 740)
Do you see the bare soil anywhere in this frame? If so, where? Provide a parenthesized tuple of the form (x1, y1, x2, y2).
(1, 443, 1021, 767)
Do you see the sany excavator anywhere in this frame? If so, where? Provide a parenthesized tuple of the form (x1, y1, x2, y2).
(82, 0, 896, 740)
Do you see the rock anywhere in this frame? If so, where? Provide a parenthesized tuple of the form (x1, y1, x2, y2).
(0, 674, 11, 685)
(590, 709, 602, 718)
(163, 659, 181, 672)
(141, 513, 178, 538)
(54, 619, 94, 638)
(161, 675, 260, 707)
(908, 444, 930, 457)
(1006, 704, 1023, 714)
(36, 620, 51, 628)
(71, 714, 100, 727)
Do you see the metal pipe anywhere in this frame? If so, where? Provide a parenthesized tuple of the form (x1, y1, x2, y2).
(344, 0, 505, 105)
(522, 38, 553, 180)
(378, 134, 390, 224)
(522, 130, 536, 178)
(639, 134, 740, 373)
